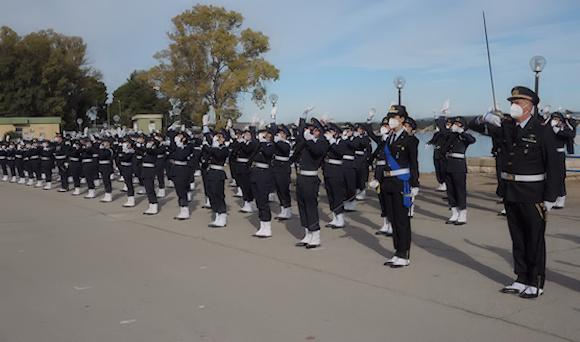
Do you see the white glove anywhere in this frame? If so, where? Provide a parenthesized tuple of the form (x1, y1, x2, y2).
(483, 112, 502, 127)
(212, 140, 220, 148)
(303, 129, 314, 141)
(367, 108, 376, 123)
(274, 135, 280, 143)
(202, 115, 209, 126)
(271, 106, 278, 120)
(411, 187, 419, 197)
(543, 201, 555, 211)
(368, 179, 379, 189)
(326, 135, 336, 145)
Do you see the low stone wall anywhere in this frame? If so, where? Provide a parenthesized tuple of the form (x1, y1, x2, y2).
(467, 156, 580, 180)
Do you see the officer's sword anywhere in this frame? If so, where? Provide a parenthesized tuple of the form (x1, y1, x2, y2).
(483, 11, 500, 115)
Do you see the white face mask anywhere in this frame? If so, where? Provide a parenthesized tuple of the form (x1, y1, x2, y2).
(379, 126, 389, 135)
(388, 118, 400, 129)
(510, 104, 524, 119)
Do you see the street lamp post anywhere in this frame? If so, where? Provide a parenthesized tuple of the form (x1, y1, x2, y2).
(529, 55, 546, 114)
(393, 76, 406, 105)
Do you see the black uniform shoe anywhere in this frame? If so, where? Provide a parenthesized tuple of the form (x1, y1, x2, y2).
(295, 242, 308, 247)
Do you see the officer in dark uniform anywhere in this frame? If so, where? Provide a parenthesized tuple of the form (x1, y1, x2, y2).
(441, 116, 476, 225)
(172, 132, 194, 220)
(403, 117, 420, 217)
(29, 140, 42, 187)
(0, 142, 7, 182)
(292, 117, 329, 249)
(338, 123, 358, 212)
(68, 139, 83, 195)
(426, 117, 448, 192)
(97, 138, 114, 202)
(153, 132, 167, 198)
(235, 127, 258, 213)
(322, 122, 347, 228)
(353, 123, 371, 200)
(549, 112, 576, 209)
(272, 124, 293, 220)
(365, 114, 393, 235)
(53, 134, 70, 192)
(142, 137, 160, 215)
(118, 138, 136, 207)
(250, 126, 276, 237)
(15, 141, 26, 184)
(80, 137, 97, 199)
(134, 135, 146, 195)
(469, 86, 559, 298)
(206, 130, 230, 227)
(380, 105, 419, 268)
(6, 141, 17, 182)
(38, 139, 53, 189)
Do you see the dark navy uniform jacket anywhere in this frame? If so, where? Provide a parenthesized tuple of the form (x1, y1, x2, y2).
(469, 115, 559, 203)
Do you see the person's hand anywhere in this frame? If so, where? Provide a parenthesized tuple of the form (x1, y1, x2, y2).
(366, 108, 376, 123)
(411, 187, 419, 196)
(544, 201, 555, 211)
(483, 112, 502, 127)
(303, 129, 314, 141)
(226, 118, 233, 129)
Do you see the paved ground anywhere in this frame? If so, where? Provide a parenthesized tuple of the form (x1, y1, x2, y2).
(0, 174, 579, 342)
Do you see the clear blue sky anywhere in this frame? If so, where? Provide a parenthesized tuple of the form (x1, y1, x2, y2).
(2, 0, 580, 122)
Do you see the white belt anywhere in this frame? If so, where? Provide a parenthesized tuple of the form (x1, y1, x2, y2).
(92, 154, 99, 158)
(55, 155, 66, 160)
(384, 168, 410, 177)
(142, 162, 155, 168)
(41, 157, 50, 161)
(300, 170, 318, 176)
(174, 160, 188, 166)
(120, 162, 132, 167)
(274, 155, 290, 162)
(194, 147, 202, 151)
(253, 162, 270, 169)
(236, 158, 249, 163)
(209, 164, 224, 170)
(355, 151, 365, 155)
(136, 156, 143, 160)
(343, 155, 355, 160)
(501, 172, 545, 182)
(82, 159, 93, 163)
(556, 148, 566, 153)
(99, 160, 111, 165)
(375, 160, 387, 166)
(15, 155, 23, 158)
(447, 153, 465, 159)
(0, 156, 5, 160)
(69, 157, 80, 162)
(7, 157, 14, 160)
(29, 156, 39, 159)
(326, 159, 343, 165)
(157, 154, 165, 158)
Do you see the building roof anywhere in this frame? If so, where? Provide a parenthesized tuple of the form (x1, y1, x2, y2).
(0, 117, 62, 125)
(132, 114, 163, 120)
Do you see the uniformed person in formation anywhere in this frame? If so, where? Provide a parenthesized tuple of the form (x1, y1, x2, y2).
(97, 138, 114, 202)
(205, 130, 230, 228)
(141, 136, 160, 215)
(272, 124, 293, 220)
(293, 117, 329, 249)
(322, 122, 347, 229)
(380, 105, 419, 268)
(249, 126, 276, 237)
(426, 117, 449, 192)
(548, 112, 576, 209)
(364, 110, 394, 235)
(441, 116, 476, 225)
(353, 123, 371, 201)
(470, 86, 559, 298)
(403, 117, 420, 217)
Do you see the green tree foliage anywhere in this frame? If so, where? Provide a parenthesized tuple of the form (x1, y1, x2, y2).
(110, 71, 171, 126)
(148, 4, 279, 127)
(0, 26, 106, 130)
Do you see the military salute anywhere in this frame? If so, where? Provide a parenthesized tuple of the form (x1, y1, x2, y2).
(442, 116, 476, 225)
(470, 86, 559, 298)
(1, 91, 575, 301)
